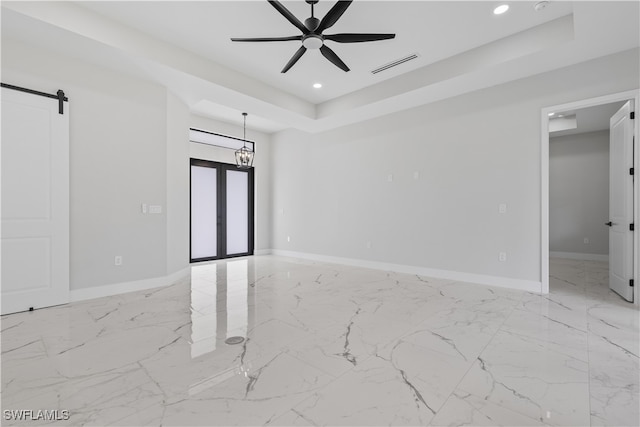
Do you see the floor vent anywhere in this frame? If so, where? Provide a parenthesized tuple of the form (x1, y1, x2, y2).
(371, 53, 419, 74)
(225, 336, 245, 345)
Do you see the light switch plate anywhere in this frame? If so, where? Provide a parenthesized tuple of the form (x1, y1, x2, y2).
(149, 205, 162, 214)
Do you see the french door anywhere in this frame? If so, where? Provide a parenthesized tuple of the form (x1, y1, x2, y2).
(190, 159, 254, 262)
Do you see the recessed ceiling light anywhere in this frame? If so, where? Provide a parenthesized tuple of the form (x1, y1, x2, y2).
(493, 4, 510, 15)
(548, 112, 555, 116)
(313, 83, 322, 89)
(534, 1, 550, 12)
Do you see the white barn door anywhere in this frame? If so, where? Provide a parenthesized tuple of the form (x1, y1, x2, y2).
(1, 86, 70, 314)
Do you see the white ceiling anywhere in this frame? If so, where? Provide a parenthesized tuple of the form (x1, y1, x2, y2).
(76, 0, 576, 103)
(550, 101, 626, 138)
(2, 1, 639, 134)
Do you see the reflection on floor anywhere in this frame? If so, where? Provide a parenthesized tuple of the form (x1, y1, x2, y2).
(1, 256, 638, 426)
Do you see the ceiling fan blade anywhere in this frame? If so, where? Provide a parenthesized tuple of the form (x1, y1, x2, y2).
(320, 45, 350, 72)
(267, 1, 308, 34)
(324, 33, 396, 43)
(317, 0, 353, 33)
(281, 46, 307, 73)
(231, 36, 303, 42)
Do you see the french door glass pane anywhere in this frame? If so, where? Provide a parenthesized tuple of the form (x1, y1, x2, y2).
(191, 165, 217, 259)
(226, 170, 249, 255)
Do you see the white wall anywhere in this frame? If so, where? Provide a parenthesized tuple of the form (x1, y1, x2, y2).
(2, 31, 637, 293)
(189, 115, 272, 252)
(2, 37, 192, 291)
(1, 36, 273, 294)
(550, 130, 609, 256)
(166, 91, 191, 274)
(270, 48, 639, 284)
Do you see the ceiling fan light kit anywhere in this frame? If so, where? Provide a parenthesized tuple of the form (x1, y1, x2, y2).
(231, 0, 396, 73)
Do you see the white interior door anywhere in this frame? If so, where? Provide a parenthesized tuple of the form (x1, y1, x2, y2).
(608, 101, 634, 302)
(1, 87, 70, 314)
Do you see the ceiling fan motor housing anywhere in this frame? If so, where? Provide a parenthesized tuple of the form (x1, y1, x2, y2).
(305, 16, 320, 31)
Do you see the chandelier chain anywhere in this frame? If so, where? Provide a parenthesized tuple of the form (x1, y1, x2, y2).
(243, 112, 247, 144)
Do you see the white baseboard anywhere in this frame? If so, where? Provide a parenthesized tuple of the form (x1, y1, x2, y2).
(271, 250, 542, 293)
(254, 249, 272, 256)
(70, 266, 191, 303)
(550, 251, 609, 262)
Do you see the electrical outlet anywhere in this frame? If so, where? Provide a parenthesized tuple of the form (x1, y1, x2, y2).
(141, 203, 148, 214)
(115, 256, 123, 266)
(387, 174, 393, 182)
(583, 237, 589, 244)
(499, 252, 507, 262)
(499, 203, 507, 214)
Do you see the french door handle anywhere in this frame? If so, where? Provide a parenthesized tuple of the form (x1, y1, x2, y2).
(605, 221, 613, 227)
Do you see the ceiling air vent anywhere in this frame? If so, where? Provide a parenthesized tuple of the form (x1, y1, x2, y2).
(371, 53, 419, 75)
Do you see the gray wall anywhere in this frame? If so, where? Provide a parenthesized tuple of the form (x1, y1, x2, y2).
(2, 33, 637, 290)
(270, 49, 638, 283)
(1, 37, 272, 292)
(2, 38, 170, 290)
(550, 130, 609, 255)
(166, 91, 191, 274)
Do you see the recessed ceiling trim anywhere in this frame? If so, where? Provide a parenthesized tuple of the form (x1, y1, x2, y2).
(371, 54, 419, 75)
(549, 115, 577, 133)
(189, 128, 254, 151)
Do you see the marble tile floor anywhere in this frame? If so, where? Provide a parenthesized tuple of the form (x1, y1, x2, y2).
(1, 256, 638, 426)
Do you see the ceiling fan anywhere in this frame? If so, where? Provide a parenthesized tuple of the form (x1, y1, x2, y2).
(231, 0, 396, 73)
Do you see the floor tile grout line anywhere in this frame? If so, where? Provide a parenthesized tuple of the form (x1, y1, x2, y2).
(275, 281, 485, 423)
(582, 260, 595, 427)
(276, 349, 377, 423)
(426, 288, 535, 425)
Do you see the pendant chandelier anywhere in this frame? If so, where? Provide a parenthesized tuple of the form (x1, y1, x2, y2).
(235, 112, 254, 169)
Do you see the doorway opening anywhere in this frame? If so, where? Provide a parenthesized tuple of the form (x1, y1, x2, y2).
(190, 159, 255, 262)
(541, 90, 639, 304)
